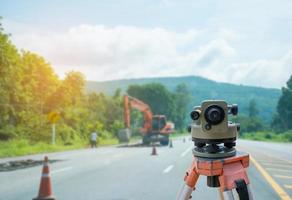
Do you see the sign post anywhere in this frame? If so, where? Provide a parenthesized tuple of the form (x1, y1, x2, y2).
(52, 123, 56, 145)
(47, 111, 60, 145)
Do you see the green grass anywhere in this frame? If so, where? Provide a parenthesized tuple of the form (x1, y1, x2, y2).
(0, 134, 172, 158)
(240, 130, 292, 143)
(0, 138, 120, 158)
(98, 138, 119, 146)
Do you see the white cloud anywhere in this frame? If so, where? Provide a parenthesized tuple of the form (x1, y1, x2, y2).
(228, 51, 292, 88)
(5, 21, 292, 88)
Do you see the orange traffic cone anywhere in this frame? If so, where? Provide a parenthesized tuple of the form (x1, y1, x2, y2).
(151, 144, 158, 156)
(33, 156, 55, 200)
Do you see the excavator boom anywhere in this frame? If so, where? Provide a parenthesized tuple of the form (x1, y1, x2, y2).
(124, 95, 153, 133)
(120, 95, 174, 145)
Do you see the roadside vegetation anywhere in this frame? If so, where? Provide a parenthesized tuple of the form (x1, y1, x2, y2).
(240, 131, 292, 142)
(0, 138, 122, 158)
(237, 76, 292, 143)
(0, 21, 124, 157)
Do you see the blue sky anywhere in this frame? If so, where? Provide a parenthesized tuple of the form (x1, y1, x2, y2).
(1, 0, 292, 88)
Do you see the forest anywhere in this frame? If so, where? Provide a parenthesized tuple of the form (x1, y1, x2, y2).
(86, 75, 281, 123)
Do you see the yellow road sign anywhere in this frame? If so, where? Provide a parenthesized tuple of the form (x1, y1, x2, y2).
(47, 111, 60, 124)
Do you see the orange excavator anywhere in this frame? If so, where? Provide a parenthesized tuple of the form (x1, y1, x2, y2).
(119, 95, 174, 145)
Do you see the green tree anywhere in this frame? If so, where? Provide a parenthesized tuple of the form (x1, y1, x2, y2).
(248, 99, 259, 118)
(235, 99, 265, 134)
(173, 83, 191, 130)
(274, 75, 292, 130)
(62, 71, 86, 106)
(127, 83, 175, 119)
(84, 91, 123, 138)
(47, 71, 85, 110)
(20, 52, 59, 114)
(113, 88, 122, 100)
(0, 20, 22, 127)
(235, 115, 264, 134)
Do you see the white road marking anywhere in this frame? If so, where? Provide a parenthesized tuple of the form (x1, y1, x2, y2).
(51, 167, 73, 174)
(259, 160, 292, 165)
(284, 185, 292, 189)
(266, 168, 291, 172)
(180, 146, 193, 157)
(262, 163, 292, 168)
(274, 175, 292, 179)
(275, 157, 292, 164)
(256, 158, 292, 165)
(163, 165, 174, 174)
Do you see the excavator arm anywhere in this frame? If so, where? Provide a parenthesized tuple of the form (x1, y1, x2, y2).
(124, 95, 153, 134)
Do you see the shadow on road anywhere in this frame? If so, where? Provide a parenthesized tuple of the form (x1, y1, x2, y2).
(0, 159, 63, 172)
(117, 143, 164, 148)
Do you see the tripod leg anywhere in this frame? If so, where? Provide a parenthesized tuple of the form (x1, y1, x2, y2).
(177, 184, 195, 200)
(246, 184, 254, 200)
(222, 190, 235, 200)
(220, 180, 254, 200)
(218, 188, 224, 200)
(176, 162, 200, 200)
(219, 161, 251, 200)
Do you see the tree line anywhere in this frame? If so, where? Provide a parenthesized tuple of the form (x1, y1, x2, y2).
(234, 75, 292, 141)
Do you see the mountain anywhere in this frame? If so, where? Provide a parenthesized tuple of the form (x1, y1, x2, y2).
(86, 76, 281, 122)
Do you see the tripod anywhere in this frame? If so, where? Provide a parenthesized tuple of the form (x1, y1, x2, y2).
(177, 150, 254, 200)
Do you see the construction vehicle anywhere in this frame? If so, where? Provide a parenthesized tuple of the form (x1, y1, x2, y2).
(118, 95, 174, 145)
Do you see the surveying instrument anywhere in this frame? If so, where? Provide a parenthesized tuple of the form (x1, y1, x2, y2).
(177, 100, 254, 200)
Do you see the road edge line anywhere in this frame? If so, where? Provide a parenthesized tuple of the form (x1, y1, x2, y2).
(250, 156, 291, 200)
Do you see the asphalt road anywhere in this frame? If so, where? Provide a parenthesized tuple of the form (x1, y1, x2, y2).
(0, 138, 291, 200)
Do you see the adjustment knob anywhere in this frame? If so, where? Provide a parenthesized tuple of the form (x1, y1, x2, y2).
(230, 104, 238, 115)
(190, 110, 200, 120)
